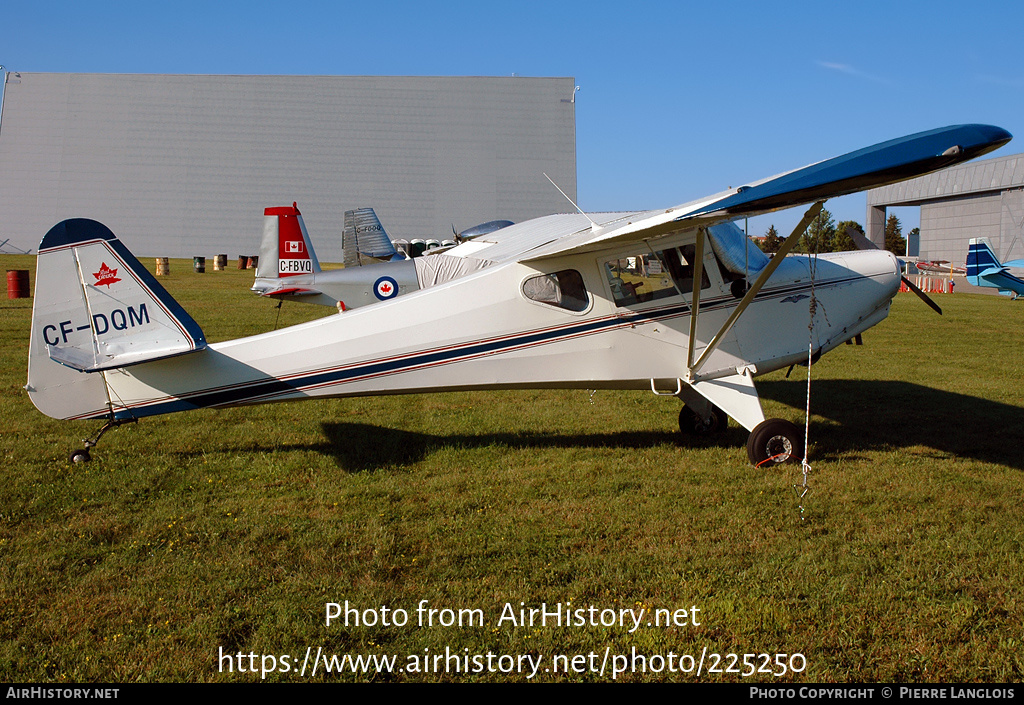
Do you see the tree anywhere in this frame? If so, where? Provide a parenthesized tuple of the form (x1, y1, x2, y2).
(833, 220, 864, 252)
(759, 224, 783, 254)
(884, 214, 906, 255)
(799, 208, 835, 253)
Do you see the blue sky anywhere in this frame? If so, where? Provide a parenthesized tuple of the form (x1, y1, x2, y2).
(4, 0, 1023, 237)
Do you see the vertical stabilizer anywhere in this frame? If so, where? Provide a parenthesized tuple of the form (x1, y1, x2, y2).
(256, 203, 321, 279)
(966, 238, 1000, 286)
(28, 219, 207, 420)
(966, 237, 1024, 296)
(343, 208, 401, 267)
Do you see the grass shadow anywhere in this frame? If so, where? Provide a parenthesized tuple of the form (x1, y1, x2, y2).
(758, 379, 1024, 469)
(188, 422, 747, 472)
(315, 423, 753, 472)
(170, 379, 1022, 472)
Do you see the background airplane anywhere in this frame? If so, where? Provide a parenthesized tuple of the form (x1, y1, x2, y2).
(966, 238, 1024, 298)
(915, 260, 966, 276)
(251, 205, 514, 310)
(25, 124, 1011, 467)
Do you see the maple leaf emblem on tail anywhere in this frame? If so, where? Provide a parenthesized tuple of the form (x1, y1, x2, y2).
(93, 262, 122, 287)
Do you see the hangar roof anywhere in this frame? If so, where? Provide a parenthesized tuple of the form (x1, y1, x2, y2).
(867, 152, 1024, 207)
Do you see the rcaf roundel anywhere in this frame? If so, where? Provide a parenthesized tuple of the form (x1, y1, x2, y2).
(373, 276, 399, 300)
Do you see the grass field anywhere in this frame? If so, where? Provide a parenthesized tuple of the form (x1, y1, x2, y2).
(1, 254, 1022, 683)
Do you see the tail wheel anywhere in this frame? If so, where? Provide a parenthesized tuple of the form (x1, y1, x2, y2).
(69, 449, 91, 464)
(747, 419, 803, 466)
(678, 404, 727, 435)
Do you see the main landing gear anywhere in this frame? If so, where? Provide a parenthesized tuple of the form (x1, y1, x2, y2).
(69, 416, 137, 463)
(745, 419, 803, 466)
(677, 404, 803, 467)
(678, 403, 727, 435)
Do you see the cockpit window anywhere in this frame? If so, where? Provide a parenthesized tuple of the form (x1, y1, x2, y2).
(604, 246, 710, 307)
(522, 269, 589, 312)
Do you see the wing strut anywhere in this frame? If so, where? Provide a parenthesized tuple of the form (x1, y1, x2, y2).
(687, 201, 824, 382)
(686, 227, 707, 374)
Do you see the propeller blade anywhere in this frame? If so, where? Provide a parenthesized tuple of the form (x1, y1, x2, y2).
(846, 227, 943, 315)
(902, 275, 942, 315)
(845, 225, 878, 251)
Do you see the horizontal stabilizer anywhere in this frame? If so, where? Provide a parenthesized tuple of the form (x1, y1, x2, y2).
(259, 286, 323, 297)
(966, 237, 1024, 296)
(980, 269, 1024, 291)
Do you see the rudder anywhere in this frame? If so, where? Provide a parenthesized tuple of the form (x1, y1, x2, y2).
(966, 238, 1000, 286)
(256, 202, 321, 279)
(343, 208, 402, 267)
(27, 219, 206, 420)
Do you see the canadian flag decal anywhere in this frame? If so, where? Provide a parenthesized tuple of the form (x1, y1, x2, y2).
(93, 262, 121, 288)
(286, 241, 304, 254)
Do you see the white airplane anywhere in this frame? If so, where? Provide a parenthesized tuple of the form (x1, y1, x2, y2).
(250, 204, 514, 309)
(25, 124, 1011, 466)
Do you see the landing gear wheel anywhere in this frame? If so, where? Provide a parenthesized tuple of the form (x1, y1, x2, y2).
(746, 419, 803, 466)
(69, 449, 91, 464)
(678, 404, 727, 435)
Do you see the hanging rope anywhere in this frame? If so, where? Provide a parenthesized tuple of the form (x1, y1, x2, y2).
(794, 210, 822, 521)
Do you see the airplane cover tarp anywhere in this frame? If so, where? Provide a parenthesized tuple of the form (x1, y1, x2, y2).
(413, 254, 492, 289)
(707, 222, 769, 277)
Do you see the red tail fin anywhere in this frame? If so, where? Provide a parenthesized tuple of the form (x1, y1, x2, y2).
(257, 202, 321, 279)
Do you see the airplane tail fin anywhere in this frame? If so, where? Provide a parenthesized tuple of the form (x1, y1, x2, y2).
(966, 238, 1001, 286)
(27, 219, 206, 420)
(343, 208, 403, 267)
(256, 203, 321, 280)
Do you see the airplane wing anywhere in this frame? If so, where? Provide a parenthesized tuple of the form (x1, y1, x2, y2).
(521, 124, 1011, 262)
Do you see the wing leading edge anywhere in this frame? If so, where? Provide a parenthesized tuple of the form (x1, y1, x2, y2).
(524, 124, 1011, 262)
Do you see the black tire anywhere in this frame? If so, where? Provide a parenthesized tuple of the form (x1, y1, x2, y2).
(69, 449, 91, 464)
(746, 419, 803, 466)
(678, 404, 727, 435)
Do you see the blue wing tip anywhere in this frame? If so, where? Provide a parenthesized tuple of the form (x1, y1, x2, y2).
(954, 123, 1012, 150)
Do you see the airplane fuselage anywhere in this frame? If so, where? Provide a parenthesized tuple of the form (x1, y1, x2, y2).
(32, 227, 900, 426)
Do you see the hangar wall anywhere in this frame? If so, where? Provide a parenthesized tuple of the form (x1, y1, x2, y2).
(867, 153, 1024, 265)
(0, 72, 577, 260)
(919, 193, 1002, 263)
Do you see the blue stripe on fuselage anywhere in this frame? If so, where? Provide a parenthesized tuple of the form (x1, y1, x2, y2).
(107, 272, 874, 420)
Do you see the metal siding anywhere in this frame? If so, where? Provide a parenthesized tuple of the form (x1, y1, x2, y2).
(0, 73, 577, 259)
(865, 150, 1024, 265)
(919, 193, 1001, 263)
(867, 151, 1024, 206)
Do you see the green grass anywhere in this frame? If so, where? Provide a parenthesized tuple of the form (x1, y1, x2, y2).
(1, 254, 1023, 682)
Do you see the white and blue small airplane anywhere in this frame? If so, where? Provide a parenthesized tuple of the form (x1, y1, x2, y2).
(250, 204, 514, 309)
(966, 238, 1024, 299)
(25, 124, 1011, 466)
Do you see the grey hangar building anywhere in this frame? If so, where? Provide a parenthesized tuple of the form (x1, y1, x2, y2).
(867, 150, 1024, 266)
(2, 71, 1020, 270)
(0, 72, 578, 261)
